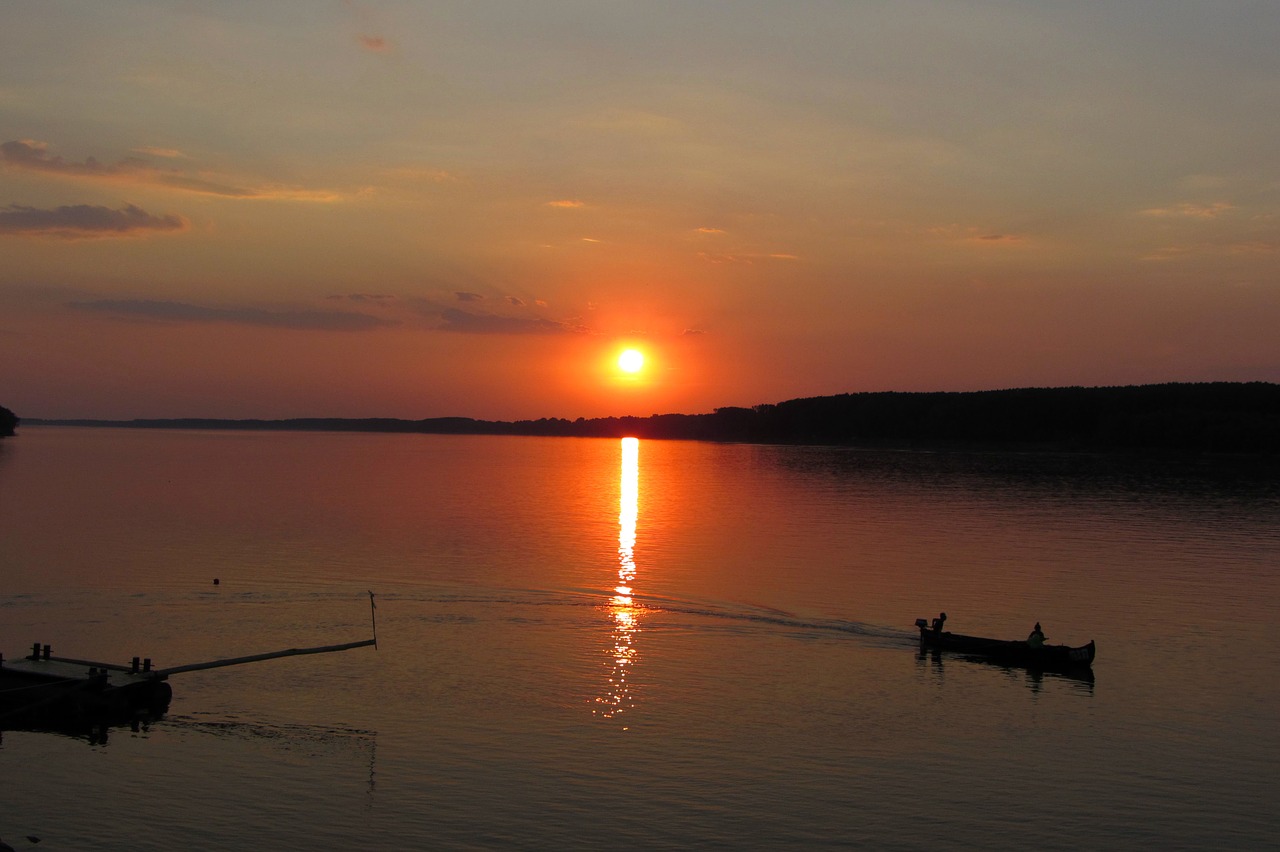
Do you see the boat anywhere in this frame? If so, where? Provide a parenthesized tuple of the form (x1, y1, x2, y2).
(914, 618, 1095, 672)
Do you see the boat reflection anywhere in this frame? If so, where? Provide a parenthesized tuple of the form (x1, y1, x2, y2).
(595, 437, 642, 720)
(916, 646, 1095, 693)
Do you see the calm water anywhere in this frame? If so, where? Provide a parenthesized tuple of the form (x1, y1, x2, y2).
(1, 427, 1278, 850)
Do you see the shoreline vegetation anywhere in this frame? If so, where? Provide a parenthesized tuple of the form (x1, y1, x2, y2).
(12, 382, 1280, 455)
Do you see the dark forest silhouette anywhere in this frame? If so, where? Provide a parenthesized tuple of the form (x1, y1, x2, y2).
(0, 405, 17, 437)
(19, 382, 1280, 454)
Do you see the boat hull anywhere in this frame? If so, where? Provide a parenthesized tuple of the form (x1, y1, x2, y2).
(918, 627, 1095, 672)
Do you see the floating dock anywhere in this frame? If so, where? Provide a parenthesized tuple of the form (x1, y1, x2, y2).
(2, 593, 378, 731)
(1, 644, 174, 729)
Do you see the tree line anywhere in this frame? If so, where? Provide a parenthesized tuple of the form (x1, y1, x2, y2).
(17, 382, 1280, 454)
(0, 404, 17, 437)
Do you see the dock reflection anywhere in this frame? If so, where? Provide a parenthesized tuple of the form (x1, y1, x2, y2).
(595, 437, 642, 720)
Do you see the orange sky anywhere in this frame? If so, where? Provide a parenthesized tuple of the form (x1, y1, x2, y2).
(2, 3, 1277, 420)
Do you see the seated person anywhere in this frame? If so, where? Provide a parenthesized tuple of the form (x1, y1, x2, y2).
(930, 612, 947, 634)
(1027, 622, 1045, 649)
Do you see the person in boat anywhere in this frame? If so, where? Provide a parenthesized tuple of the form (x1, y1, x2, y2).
(931, 612, 947, 634)
(1027, 622, 1045, 649)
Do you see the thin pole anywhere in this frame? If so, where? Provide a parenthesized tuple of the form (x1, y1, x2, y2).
(368, 590, 379, 650)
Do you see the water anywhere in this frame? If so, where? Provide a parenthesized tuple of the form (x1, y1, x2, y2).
(1, 427, 1277, 850)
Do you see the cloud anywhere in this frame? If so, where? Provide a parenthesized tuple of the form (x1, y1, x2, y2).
(547, 199, 585, 208)
(928, 224, 1029, 246)
(2, 139, 108, 175)
(696, 251, 797, 264)
(134, 146, 185, 159)
(455, 291, 486, 302)
(378, 166, 459, 184)
(1141, 202, 1234, 219)
(506, 296, 527, 307)
(2, 140, 337, 201)
(358, 34, 392, 53)
(0, 203, 187, 237)
(1227, 241, 1277, 254)
(328, 293, 396, 302)
(437, 307, 588, 335)
(70, 299, 394, 331)
(1142, 239, 1278, 261)
(695, 227, 725, 234)
(698, 252, 744, 264)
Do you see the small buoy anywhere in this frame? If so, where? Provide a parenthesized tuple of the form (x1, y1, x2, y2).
(213, 578, 220, 585)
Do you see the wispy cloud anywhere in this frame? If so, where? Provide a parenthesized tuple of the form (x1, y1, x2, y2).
(378, 166, 459, 184)
(437, 307, 588, 335)
(695, 227, 725, 234)
(455, 291, 485, 302)
(698, 252, 744, 264)
(696, 251, 798, 264)
(927, 224, 1029, 245)
(327, 293, 397, 302)
(70, 299, 394, 331)
(2, 140, 338, 201)
(358, 34, 392, 53)
(133, 146, 185, 159)
(1142, 239, 1278, 262)
(0, 203, 187, 238)
(1141, 202, 1234, 219)
(547, 199, 585, 208)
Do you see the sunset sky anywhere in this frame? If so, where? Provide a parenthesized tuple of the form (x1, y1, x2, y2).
(2, 2, 1277, 421)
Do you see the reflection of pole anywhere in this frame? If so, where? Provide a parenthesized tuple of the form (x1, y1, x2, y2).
(368, 591, 378, 650)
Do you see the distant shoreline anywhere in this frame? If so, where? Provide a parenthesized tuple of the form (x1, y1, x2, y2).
(18, 382, 1280, 455)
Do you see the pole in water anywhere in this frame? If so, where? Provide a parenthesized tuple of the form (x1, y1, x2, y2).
(368, 590, 378, 650)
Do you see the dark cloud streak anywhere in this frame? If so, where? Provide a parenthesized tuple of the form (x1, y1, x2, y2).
(3, 140, 304, 199)
(0, 203, 187, 237)
(438, 308, 587, 335)
(70, 299, 394, 331)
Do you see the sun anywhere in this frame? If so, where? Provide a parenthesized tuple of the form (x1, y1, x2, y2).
(617, 348, 645, 374)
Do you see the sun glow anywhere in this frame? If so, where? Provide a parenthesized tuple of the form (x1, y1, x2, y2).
(617, 348, 645, 374)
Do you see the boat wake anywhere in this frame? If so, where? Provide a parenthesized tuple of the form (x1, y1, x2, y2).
(375, 583, 909, 646)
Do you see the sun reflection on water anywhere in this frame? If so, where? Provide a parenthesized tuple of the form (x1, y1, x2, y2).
(595, 436, 641, 720)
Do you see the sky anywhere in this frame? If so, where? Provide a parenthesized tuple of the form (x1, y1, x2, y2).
(2, 1, 1277, 421)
